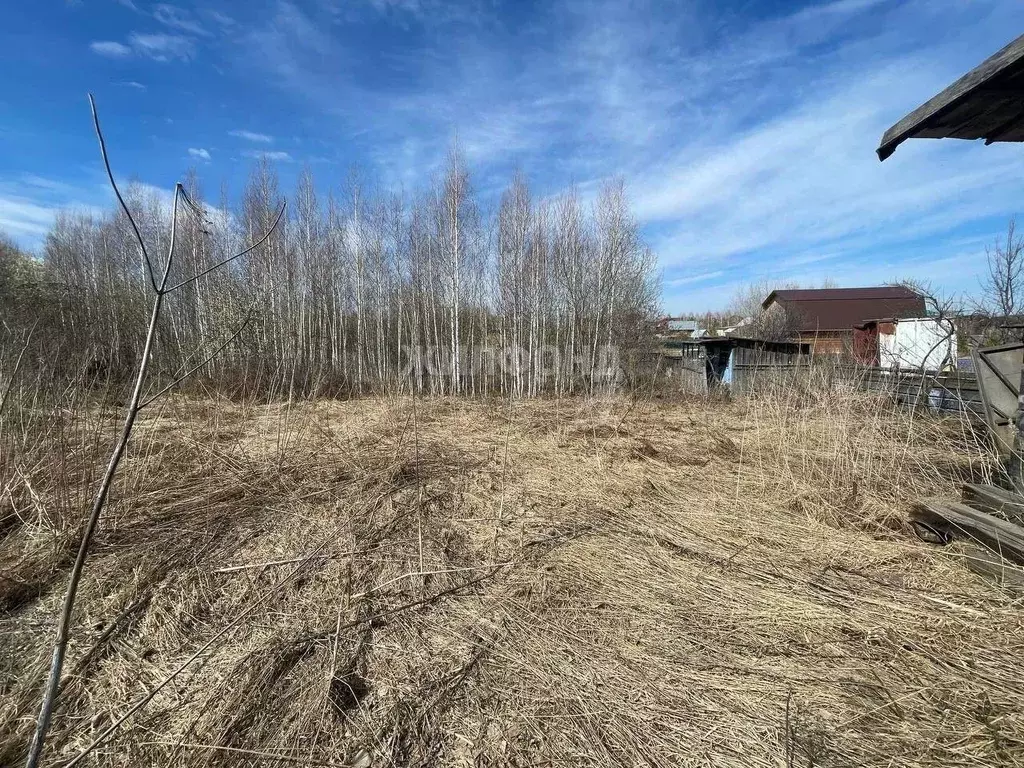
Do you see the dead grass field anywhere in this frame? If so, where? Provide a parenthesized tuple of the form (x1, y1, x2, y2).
(2, 388, 1023, 767)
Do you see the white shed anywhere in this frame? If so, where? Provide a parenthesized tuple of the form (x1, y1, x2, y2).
(878, 317, 957, 372)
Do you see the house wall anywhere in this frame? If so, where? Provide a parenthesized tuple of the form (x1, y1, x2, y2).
(797, 331, 851, 356)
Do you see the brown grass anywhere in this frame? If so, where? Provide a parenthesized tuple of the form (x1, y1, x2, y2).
(1, 386, 1022, 767)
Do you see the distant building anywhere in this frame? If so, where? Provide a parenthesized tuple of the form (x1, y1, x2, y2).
(761, 286, 926, 355)
(667, 318, 698, 333)
(718, 316, 753, 337)
(654, 317, 699, 337)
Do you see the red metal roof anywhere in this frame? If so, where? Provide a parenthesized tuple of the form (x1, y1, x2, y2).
(762, 287, 925, 333)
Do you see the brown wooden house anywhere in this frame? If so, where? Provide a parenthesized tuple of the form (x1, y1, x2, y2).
(761, 286, 926, 355)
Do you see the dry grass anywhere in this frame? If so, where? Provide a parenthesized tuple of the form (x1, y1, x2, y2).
(1, 385, 1022, 767)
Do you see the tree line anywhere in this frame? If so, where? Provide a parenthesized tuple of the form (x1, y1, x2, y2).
(1, 150, 661, 399)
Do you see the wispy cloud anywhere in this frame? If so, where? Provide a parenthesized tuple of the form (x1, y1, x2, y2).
(666, 271, 726, 288)
(118, 80, 147, 90)
(188, 147, 212, 161)
(153, 4, 208, 36)
(203, 9, 236, 29)
(366, 0, 426, 15)
(230, 130, 274, 143)
(128, 32, 196, 62)
(89, 32, 196, 62)
(0, 176, 105, 248)
(0, 195, 63, 241)
(90, 41, 132, 57)
(243, 150, 293, 162)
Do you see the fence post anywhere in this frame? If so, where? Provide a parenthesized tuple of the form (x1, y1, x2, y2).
(1013, 364, 1024, 494)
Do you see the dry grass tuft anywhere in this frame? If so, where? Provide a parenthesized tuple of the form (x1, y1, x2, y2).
(1, 386, 1022, 767)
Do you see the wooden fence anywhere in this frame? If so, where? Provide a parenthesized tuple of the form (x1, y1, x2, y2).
(858, 368, 983, 419)
(660, 346, 985, 420)
(729, 345, 810, 395)
(736, 361, 984, 420)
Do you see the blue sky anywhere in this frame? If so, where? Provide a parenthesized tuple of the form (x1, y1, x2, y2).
(2, 0, 1024, 313)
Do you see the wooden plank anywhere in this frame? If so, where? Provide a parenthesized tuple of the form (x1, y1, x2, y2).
(962, 483, 1024, 526)
(912, 498, 1024, 565)
(955, 543, 1024, 587)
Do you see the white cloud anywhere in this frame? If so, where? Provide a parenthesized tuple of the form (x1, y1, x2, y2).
(127, 32, 196, 62)
(188, 147, 212, 161)
(633, 59, 1024, 272)
(0, 176, 215, 253)
(368, 0, 423, 12)
(243, 150, 293, 162)
(90, 41, 132, 57)
(0, 176, 107, 250)
(119, 80, 147, 90)
(230, 130, 274, 143)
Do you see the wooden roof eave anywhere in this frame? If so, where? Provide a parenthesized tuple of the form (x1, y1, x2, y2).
(877, 33, 1024, 161)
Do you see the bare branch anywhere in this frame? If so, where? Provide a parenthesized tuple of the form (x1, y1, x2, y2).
(88, 93, 159, 293)
(25, 267, 167, 768)
(977, 217, 1024, 343)
(158, 183, 180, 291)
(163, 200, 286, 293)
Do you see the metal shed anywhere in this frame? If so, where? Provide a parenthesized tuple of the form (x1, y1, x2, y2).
(877, 33, 1024, 161)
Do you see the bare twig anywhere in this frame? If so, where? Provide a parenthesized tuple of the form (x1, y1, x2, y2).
(213, 550, 364, 574)
(176, 184, 213, 226)
(24, 198, 172, 768)
(164, 202, 286, 293)
(88, 94, 158, 292)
